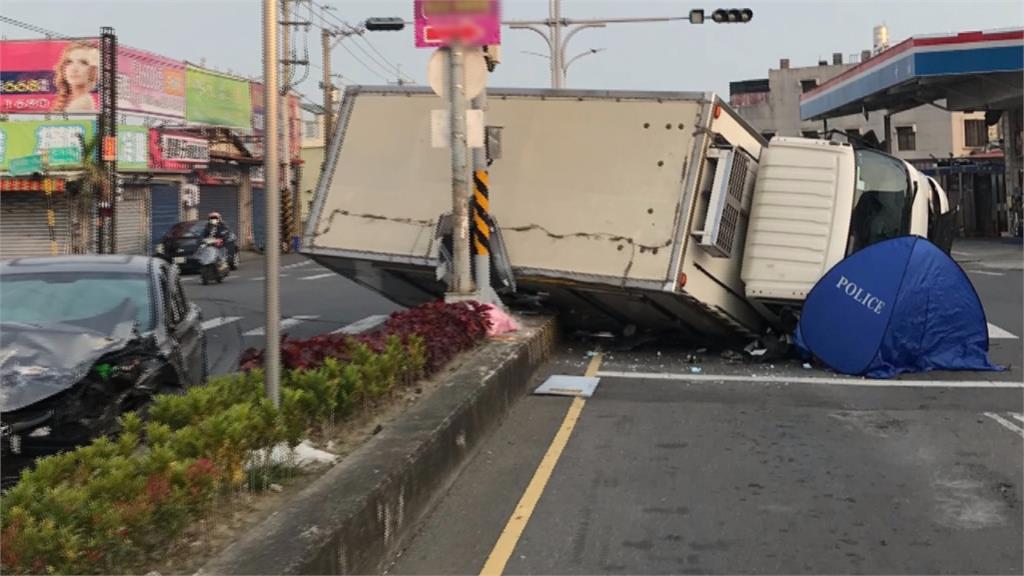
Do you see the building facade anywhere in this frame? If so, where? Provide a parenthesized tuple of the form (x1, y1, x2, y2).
(0, 37, 303, 258)
(731, 51, 1007, 237)
(730, 54, 996, 162)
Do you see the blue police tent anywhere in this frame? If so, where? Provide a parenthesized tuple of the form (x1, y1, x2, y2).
(796, 236, 1002, 378)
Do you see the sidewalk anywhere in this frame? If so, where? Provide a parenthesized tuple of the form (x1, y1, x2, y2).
(952, 238, 1023, 271)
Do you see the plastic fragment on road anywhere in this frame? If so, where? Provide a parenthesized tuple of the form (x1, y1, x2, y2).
(534, 375, 601, 398)
(797, 236, 1003, 379)
(802, 362, 812, 369)
(246, 440, 339, 471)
(721, 349, 744, 363)
(689, 366, 703, 374)
(483, 304, 519, 336)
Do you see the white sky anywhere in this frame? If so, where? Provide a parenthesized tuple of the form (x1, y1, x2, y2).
(2, 0, 1022, 107)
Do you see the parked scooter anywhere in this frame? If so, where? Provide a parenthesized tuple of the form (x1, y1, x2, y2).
(196, 237, 229, 285)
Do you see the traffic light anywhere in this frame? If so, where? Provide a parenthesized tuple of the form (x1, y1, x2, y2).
(365, 17, 405, 31)
(711, 8, 753, 23)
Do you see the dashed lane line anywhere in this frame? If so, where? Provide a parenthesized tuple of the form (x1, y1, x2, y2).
(243, 315, 320, 337)
(200, 316, 242, 331)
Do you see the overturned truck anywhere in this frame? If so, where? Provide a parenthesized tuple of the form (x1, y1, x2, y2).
(303, 87, 953, 340)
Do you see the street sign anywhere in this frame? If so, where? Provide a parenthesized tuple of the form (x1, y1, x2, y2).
(47, 146, 81, 165)
(8, 154, 43, 176)
(431, 109, 485, 148)
(414, 0, 501, 48)
(427, 48, 487, 99)
(102, 136, 118, 161)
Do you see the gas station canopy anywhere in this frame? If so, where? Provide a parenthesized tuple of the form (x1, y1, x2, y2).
(801, 29, 1023, 121)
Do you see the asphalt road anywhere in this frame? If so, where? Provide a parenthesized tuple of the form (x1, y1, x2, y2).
(180, 252, 400, 376)
(391, 239, 1024, 575)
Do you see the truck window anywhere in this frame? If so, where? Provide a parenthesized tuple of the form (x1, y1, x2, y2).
(848, 149, 912, 254)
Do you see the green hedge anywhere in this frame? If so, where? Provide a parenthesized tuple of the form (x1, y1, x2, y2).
(0, 335, 426, 575)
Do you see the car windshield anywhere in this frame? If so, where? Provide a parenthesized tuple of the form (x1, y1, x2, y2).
(848, 149, 913, 254)
(0, 273, 153, 331)
(168, 221, 205, 238)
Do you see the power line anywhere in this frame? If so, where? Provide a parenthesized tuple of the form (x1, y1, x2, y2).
(352, 33, 414, 82)
(307, 8, 393, 83)
(308, 0, 414, 83)
(0, 15, 69, 38)
(305, 59, 355, 85)
(336, 40, 392, 83)
(350, 34, 411, 80)
(354, 35, 413, 83)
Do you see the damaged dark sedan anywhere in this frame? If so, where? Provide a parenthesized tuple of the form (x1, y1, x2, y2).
(1, 255, 207, 484)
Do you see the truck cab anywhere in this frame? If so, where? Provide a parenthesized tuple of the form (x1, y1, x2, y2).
(741, 137, 951, 321)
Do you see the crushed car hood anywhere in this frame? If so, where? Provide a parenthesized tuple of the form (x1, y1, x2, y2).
(0, 300, 139, 412)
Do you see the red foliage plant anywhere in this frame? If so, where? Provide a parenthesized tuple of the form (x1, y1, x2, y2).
(238, 301, 491, 374)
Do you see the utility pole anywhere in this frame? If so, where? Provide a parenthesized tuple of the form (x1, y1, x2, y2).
(280, 0, 292, 253)
(98, 28, 118, 254)
(263, 0, 282, 406)
(448, 44, 472, 295)
(321, 28, 334, 148)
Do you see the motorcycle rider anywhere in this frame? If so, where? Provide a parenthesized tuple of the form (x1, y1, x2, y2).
(202, 212, 231, 265)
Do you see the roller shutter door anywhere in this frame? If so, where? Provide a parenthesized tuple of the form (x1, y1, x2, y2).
(0, 192, 71, 258)
(198, 185, 240, 234)
(150, 184, 181, 245)
(116, 186, 149, 255)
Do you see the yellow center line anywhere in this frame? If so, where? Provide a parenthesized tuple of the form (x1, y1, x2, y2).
(479, 353, 603, 576)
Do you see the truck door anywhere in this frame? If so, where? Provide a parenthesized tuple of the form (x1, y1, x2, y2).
(926, 176, 957, 254)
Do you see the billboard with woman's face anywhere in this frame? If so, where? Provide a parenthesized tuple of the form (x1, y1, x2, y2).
(0, 39, 101, 114)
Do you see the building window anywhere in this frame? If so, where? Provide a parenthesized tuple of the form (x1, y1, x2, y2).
(761, 131, 776, 141)
(800, 79, 818, 93)
(964, 119, 988, 148)
(896, 126, 916, 151)
(801, 130, 819, 139)
(304, 120, 320, 139)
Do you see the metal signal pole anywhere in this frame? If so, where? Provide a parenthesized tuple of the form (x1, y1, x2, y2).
(263, 0, 282, 406)
(448, 44, 472, 294)
(508, 1, 748, 88)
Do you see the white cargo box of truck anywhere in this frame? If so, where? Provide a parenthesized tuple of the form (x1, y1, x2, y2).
(303, 87, 769, 339)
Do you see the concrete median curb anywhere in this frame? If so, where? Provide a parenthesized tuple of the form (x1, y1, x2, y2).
(198, 315, 558, 575)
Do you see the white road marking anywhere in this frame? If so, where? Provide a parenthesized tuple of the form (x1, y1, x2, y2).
(983, 412, 1024, 439)
(988, 323, 1019, 340)
(1010, 413, 1024, 425)
(595, 370, 1024, 389)
(243, 315, 319, 336)
(952, 250, 973, 258)
(970, 270, 1005, 277)
(300, 272, 335, 281)
(331, 314, 389, 335)
(200, 316, 242, 331)
(282, 260, 313, 271)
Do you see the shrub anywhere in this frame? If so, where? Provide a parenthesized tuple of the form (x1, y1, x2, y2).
(0, 301, 489, 575)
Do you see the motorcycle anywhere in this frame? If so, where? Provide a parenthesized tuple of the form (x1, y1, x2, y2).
(196, 237, 229, 285)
